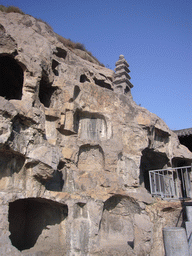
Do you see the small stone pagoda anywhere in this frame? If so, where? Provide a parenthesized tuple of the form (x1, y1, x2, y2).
(113, 55, 134, 94)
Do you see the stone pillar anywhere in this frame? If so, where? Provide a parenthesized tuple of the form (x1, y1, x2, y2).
(113, 55, 134, 95)
(185, 205, 192, 255)
(186, 206, 192, 222)
(163, 227, 189, 256)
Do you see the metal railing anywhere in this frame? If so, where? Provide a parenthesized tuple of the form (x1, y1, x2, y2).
(149, 166, 192, 199)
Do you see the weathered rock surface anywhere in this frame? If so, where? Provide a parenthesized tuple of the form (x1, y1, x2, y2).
(0, 12, 192, 256)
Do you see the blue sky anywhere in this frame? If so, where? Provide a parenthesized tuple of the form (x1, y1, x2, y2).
(1, 0, 191, 130)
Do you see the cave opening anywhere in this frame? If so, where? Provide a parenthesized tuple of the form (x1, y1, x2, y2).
(124, 86, 130, 94)
(45, 169, 64, 192)
(53, 47, 67, 59)
(73, 85, 80, 100)
(179, 135, 192, 152)
(39, 75, 57, 108)
(0, 55, 23, 100)
(80, 74, 90, 83)
(52, 59, 59, 76)
(8, 198, 68, 251)
(172, 158, 191, 168)
(139, 148, 169, 192)
(93, 77, 113, 90)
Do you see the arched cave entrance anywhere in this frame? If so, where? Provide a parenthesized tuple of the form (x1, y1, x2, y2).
(75, 144, 105, 191)
(139, 149, 169, 192)
(8, 198, 68, 251)
(99, 195, 140, 252)
(0, 55, 23, 100)
(78, 144, 105, 172)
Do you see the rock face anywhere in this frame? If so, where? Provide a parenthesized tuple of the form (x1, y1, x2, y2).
(0, 12, 192, 256)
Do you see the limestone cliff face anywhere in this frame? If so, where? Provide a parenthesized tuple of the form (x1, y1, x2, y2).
(0, 12, 192, 256)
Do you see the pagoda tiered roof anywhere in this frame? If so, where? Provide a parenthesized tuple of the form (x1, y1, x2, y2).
(113, 55, 134, 94)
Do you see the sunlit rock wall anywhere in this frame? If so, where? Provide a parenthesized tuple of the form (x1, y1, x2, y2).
(0, 11, 192, 256)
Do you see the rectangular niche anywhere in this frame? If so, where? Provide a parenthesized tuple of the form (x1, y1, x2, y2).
(0, 151, 25, 191)
(154, 128, 169, 146)
(73, 203, 88, 219)
(148, 127, 170, 149)
(75, 111, 107, 141)
(45, 118, 58, 145)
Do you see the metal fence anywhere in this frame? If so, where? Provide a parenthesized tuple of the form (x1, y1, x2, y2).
(149, 166, 192, 199)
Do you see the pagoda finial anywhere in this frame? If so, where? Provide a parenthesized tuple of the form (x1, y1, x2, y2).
(119, 54, 124, 59)
(113, 55, 134, 95)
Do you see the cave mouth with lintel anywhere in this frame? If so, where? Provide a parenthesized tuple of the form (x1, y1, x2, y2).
(0, 55, 23, 100)
(8, 198, 68, 251)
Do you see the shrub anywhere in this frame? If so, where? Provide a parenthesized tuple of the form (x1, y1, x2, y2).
(56, 34, 86, 52)
(56, 34, 77, 49)
(75, 42, 86, 51)
(0, 5, 6, 12)
(56, 34, 104, 66)
(0, 5, 25, 15)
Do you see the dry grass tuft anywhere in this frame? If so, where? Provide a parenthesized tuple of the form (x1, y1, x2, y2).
(56, 34, 85, 51)
(56, 33, 104, 66)
(0, 5, 25, 14)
